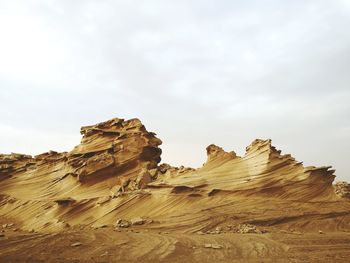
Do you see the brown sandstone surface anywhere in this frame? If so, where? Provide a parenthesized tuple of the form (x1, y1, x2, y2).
(0, 118, 349, 262)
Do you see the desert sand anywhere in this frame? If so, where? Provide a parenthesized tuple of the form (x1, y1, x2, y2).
(0, 118, 349, 262)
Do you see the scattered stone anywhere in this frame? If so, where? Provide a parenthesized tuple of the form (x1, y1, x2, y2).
(211, 244, 223, 249)
(0, 233, 5, 237)
(231, 224, 262, 234)
(146, 219, 153, 224)
(71, 242, 82, 247)
(319, 230, 323, 234)
(130, 217, 145, 226)
(196, 231, 205, 235)
(204, 243, 223, 249)
(114, 219, 130, 228)
(334, 181, 350, 198)
(215, 226, 222, 234)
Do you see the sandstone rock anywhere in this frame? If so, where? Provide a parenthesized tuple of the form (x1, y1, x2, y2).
(145, 219, 153, 224)
(211, 244, 223, 249)
(121, 178, 131, 188)
(215, 226, 222, 233)
(0, 117, 348, 238)
(204, 243, 223, 249)
(130, 217, 145, 225)
(149, 168, 158, 178)
(232, 224, 261, 234)
(334, 181, 350, 198)
(156, 138, 338, 201)
(158, 163, 172, 174)
(71, 242, 82, 247)
(110, 185, 123, 198)
(136, 170, 152, 189)
(11, 118, 163, 185)
(206, 144, 236, 163)
(114, 219, 130, 228)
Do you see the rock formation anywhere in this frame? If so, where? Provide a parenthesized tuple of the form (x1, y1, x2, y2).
(153, 138, 337, 201)
(0, 117, 349, 235)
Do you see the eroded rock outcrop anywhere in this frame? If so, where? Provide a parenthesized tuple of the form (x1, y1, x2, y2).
(334, 181, 350, 198)
(153, 138, 338, 201)
(206, 144, 236, 163)
(67, 118, 162, 183)
(0, 117, 348, 234)
(0, 153, 35, 179)
(0, 118, 162, 188)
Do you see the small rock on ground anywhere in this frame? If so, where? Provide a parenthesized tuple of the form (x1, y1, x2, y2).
(71, 242, 82, 247)
(204, 243, 223, 249)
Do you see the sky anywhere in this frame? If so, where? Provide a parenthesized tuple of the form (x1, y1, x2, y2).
(0, 0, 349, 181)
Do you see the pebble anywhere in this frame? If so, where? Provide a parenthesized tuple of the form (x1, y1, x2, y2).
(71, 242, 82, 247)
(100, 251, 109, 257)
(204, 243, 223, 249)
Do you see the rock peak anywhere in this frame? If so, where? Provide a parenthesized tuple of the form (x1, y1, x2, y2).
(206, 144, 236, 163)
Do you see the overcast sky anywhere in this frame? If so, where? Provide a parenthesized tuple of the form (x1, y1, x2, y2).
(0, 0, 349, 181)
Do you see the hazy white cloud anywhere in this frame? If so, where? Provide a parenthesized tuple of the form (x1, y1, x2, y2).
(0, 0, 349, 180)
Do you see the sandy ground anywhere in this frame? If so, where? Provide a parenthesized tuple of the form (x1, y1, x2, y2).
(1, 217, 350, 263)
